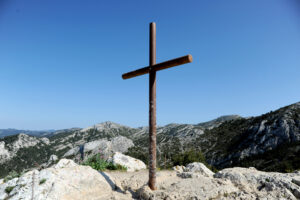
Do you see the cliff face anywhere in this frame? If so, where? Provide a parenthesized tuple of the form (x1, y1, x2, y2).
(194, 102, 300, 170)
(236, 103, 300, 157)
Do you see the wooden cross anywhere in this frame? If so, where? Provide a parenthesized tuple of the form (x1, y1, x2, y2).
(122, 22, 193, 190)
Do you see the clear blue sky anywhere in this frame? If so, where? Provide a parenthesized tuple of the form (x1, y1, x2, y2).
(0, 0, 300, 130)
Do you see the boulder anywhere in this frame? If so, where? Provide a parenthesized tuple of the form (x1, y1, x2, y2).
(111, 152, 146, 172)
(0, 159, 113, 200)
(41, 154, 59, 168)
(47, 154, 58, 164)
(63, 136, 134, 161)
(184, 162, 215, 177)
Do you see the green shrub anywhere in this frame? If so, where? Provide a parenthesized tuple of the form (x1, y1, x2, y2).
(82, 154, 127, 171)
(126, 146, 148, 165)
(172, 149, 206, 166)
(106, 163, 127, 171)
(39, 178, 47, 185)
(170, 149, 218, 172)
(4, 171, 19, 183)
(5, 186, 15, 194)
(83, 154, 110, 171)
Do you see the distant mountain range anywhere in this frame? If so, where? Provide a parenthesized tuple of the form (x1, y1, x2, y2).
(0, 102, 300, 178)
(0, 129, 56, 138)
(0, 115, 241, 139)
(0, 128, 83, 138)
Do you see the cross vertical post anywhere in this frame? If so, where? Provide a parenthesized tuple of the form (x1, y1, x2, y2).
(122, 22, 193, 191)
(149, 22, 157, 190)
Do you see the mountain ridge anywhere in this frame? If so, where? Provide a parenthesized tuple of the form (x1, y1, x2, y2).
(0, 116, 242, 139)
(1, 102, 300, 178)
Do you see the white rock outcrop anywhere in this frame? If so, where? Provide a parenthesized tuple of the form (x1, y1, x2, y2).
(0, 141, 10, 162)
(11, 134, 49, 151)
(111, 152, 146, 172)
(174, 162, 214, 178)
(185, 162, 215, 177)
(0, 134, 50, 164)
(63, 136, 134, 161)
(47, 154, 58, 164)
(0, 159, 112, 200)
(41, 154, 58, 168)
(214, 167, 300, 199)
(1, 160, 300, 200)
(80, 121, 131, 133)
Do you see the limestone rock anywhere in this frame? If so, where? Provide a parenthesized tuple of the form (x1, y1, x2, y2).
(119, 170, 239, 200)
(63, 136, 134, 161)
(214, 167, 300, 199)
(47, 154, 58, 165)
(54, 158, 77, 169)
(80, 121, 131, 132)
(292, 178, 300, 187)
(0, 134, 50, 164)
(0, 159, 112, 200)
(111, 152, 146, 172)
(184, 162, 215, 177)
(175, 162, 214, 179)
(2, 161, 300, 200)
(41, 154, 58, 168)
(63, 146, 80, 157)
(0, 141, 10, 164)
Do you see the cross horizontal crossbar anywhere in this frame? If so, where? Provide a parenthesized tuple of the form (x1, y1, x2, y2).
(122, 54, 193, 80)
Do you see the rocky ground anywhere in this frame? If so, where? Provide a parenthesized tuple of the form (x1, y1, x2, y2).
(1, 157, 300, 200)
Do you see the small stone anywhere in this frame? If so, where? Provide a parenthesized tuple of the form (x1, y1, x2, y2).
(177, 172, 193, 179)
(172, 165, 185, 173)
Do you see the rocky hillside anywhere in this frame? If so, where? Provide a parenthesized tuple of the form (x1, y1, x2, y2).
(1, 102, 300, 178)
(0, 122, 140, 178)
(0, 134, 52, 177)
(0, 116, 237, 178)
(127, 102, 300, 172)
(190, 102, 300, 171)
(0, 134, 50, 163)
